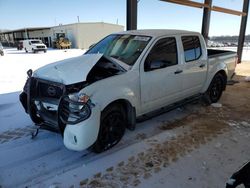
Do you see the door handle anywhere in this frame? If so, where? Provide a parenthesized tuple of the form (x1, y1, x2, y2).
(174, 70, 183, 74)
(199, 64, 206, 68)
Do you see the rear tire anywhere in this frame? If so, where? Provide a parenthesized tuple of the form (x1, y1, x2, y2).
(203, 73, 224, 104)
(25, 48, 28, 53)
(92, 104, 126, 153)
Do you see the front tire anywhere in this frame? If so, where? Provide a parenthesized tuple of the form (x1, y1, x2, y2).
(92, 104, 126, 153)
(203, 73, 224, 104)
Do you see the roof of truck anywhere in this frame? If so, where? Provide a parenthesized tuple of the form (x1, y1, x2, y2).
(116, 29, 200, 37)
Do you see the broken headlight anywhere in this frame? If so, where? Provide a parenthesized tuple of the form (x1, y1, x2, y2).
(58, 93, 95, 125)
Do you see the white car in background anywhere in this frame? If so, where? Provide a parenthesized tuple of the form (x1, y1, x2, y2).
(20, 30, 237, 153)
(23, 39, 47, 53)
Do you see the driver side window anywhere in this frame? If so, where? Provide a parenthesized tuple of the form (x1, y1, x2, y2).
(144, 37, 178, 72)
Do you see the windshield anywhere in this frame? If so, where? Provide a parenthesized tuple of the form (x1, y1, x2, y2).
(86, 34, 151, 66)
(31, 40, 42, 44)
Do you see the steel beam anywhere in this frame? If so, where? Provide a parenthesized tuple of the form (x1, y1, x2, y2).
(212, 6, 246, 16)
(127, 0, 137, 30)
(160, 0, 246, 16)
(237, 0, 249, 63)
(160, 0, 209, 9)
(201, 0, 212, 44)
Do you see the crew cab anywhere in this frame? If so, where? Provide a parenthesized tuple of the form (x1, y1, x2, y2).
(20, 30, 237, 152)
(23, 39, 47, 53)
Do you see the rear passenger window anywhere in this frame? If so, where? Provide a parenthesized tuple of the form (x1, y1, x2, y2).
(182, 36, 202, 62)
(144, 37, 178, 71)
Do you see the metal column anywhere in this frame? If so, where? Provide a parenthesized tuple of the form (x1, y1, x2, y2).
(12, 32, 16, 45)
(237, 0, 249, 63)
(201, 0, 212, 44)
(127, 0, 137, 30)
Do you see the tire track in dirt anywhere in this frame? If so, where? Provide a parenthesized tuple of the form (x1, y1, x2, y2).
(0, 126, 35, 144)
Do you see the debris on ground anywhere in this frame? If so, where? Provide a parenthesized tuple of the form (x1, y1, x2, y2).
(227, 80, 239, 85)
(245, 76, 250, 82)
(211, 103, 222, 108)
(215, 142, 222, 148)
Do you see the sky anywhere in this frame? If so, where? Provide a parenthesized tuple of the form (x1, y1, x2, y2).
(0, 0, 248, 36)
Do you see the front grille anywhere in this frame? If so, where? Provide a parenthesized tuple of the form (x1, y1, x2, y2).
(37, 80, 64, 99)
(36, 46, 45, 49)
(29, 78, 65, 128)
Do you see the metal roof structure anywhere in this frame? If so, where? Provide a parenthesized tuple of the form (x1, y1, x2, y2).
(0, 27, 51, 34)
(126, 0, 249, 63)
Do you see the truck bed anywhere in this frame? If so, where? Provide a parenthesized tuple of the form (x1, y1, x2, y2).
(207, 49, 237, 80)
(207, 49, 236, 58)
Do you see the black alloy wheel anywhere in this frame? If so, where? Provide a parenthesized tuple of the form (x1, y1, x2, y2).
(207, 73, 224, 104)
(93, 104, 126, 153)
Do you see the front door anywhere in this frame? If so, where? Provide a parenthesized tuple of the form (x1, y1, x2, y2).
(140, 37, 183, 114)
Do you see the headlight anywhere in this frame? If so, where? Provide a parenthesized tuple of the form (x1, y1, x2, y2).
(69, 93, 89, 103)
(68, 93, 94, 109)
(58, 93, 94, 125)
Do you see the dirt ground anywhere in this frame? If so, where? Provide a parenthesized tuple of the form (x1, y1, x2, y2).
(78, 62, 250, 188)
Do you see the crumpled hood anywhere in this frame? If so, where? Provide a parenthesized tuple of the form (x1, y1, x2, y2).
(33, 54, 103, 85)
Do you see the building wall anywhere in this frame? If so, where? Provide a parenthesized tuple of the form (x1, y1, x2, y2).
(28, 29, 53, 47)
(51, 22, 124, 49)
(51, 24, 78, 48)
(0, 22, 124, 48)
(28, 29, 52, 39)
(76, 23, 124, 49)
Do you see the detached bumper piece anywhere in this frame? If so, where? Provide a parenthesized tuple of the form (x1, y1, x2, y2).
(58, 96, 91, 125)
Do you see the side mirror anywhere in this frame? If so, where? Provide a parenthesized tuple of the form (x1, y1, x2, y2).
(89, 43, 96, 49)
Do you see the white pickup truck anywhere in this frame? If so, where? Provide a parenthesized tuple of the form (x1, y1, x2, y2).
(20, 30, 237, 152)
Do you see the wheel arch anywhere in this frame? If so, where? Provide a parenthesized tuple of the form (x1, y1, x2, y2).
(102, 99, 136, 130)
(202, 70, 227, 104)
(216, 70, 227, 90)
(201, 63, 228, 93)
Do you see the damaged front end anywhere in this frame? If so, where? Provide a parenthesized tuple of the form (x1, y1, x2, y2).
(19, 70, 94, 135)
(19, 54, 127, 136)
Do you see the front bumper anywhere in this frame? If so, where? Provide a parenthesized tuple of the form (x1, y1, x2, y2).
(34, 48, 47, 51)
(63, 105, 100, 151)
(19, 77, 92, 136)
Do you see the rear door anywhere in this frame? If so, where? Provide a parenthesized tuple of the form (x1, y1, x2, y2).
(180, 35, 207, 96)
(140, 36, 183, 113)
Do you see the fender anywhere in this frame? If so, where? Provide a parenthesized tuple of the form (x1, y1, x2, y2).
(201, 62, 228, 93)
(82, 71, 140, 115)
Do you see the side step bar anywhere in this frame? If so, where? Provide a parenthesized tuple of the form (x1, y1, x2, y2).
(137, 94, 201, 122)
